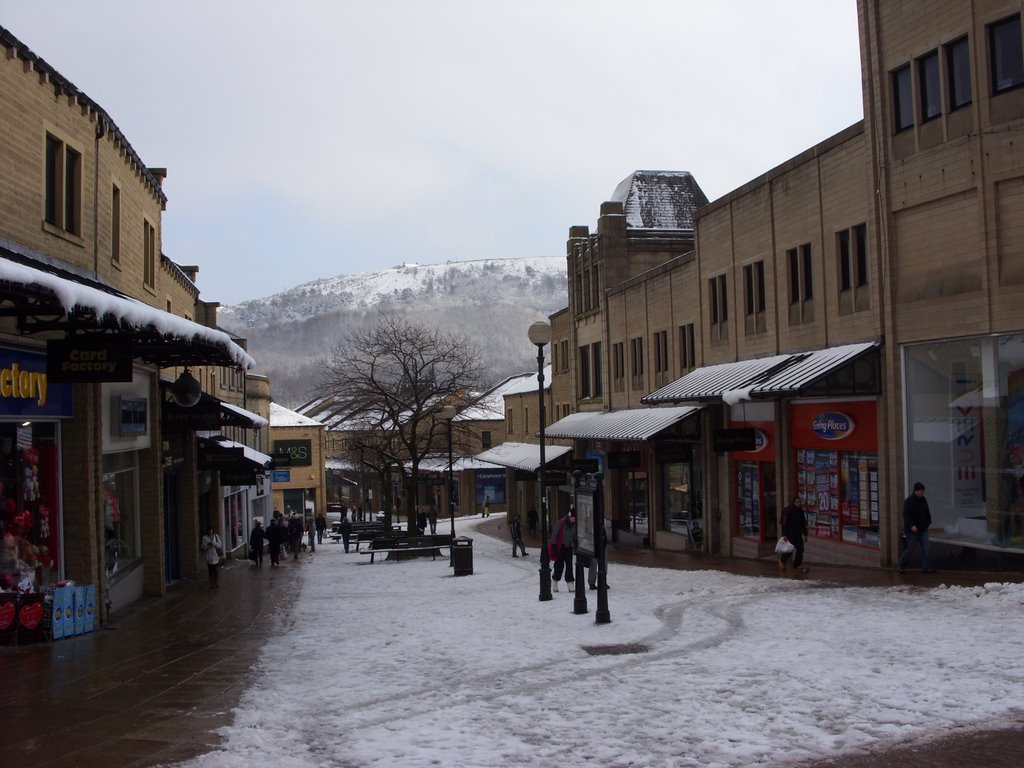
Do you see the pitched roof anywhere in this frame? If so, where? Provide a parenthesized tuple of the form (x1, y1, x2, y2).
(610, 171, 709, 231)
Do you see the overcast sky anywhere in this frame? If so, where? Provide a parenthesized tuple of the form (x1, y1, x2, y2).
(3, 1, 863, 306)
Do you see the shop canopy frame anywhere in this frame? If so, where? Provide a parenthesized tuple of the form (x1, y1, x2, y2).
(544, 405, 703, 442)
(474, 441, 573, 472)
(0, 243, 254, 370)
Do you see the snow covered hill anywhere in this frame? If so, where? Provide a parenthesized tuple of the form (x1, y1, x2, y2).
(217, 256, 567, 407)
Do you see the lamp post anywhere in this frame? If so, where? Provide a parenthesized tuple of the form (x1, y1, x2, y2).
(528, 320, 553, 602)
(439, 405, 457, 563)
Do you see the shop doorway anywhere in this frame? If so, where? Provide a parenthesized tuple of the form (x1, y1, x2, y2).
(163, 470, 181, 583)
(736, 460, 777, 542)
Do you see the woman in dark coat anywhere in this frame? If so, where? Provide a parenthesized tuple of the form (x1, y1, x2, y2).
(249, 520, 266, 566)
(266, 516, 285, 566)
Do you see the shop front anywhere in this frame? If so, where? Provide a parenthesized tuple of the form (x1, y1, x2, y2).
(727, 409, 777, 548)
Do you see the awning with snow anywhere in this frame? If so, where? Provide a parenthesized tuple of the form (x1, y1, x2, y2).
(0, 244, 254, 369)
(544, 406, 702, 442)
(416, 455, 505, 473)
(643, 342, 880, 405)
(197, 434, 273, 472)
(161, 385, 267, 431)
(474, 441, 572, 472)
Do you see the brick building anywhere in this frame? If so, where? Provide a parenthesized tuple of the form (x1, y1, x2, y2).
(0, 25, 271, 627)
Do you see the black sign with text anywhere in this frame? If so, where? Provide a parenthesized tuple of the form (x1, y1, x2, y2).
(47, 338, 133, 382)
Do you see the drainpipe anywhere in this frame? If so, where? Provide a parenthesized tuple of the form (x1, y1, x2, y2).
(92, 116, 105, 277)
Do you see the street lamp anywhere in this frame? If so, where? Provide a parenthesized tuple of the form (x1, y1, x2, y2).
(439, 405, 457, 561)
(528, 320, 553, 602)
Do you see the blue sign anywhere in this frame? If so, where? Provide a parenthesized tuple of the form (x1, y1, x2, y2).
(811, 411, 855, 440)
(0, 347, 73, 418)
(271, 470, 291, 483)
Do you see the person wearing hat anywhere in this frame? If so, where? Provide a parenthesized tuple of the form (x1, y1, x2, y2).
(248, 520, 266, 566)
(897, 482, 934, 573)
(549, 508, 576, 592)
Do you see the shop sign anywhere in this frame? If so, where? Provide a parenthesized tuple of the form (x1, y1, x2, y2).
(46, 338, 133, 382)
(608, 451, 642, 469)
(273, 439, 311, 467)
(751, 429, 769, 453)
(197, 443, 245, 469)
(272, 470, 291, 483)
(221, 469, 258, 486)
(0, 346, 72, 418)
(713, 428, 756, 453)
(811, 411, 855, 441)
(162, 400, 221, 432)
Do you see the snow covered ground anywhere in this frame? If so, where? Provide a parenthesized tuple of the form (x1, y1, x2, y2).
(176, 517, 1024, 768)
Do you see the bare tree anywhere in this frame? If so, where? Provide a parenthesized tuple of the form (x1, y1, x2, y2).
(314, 313, 485, 529)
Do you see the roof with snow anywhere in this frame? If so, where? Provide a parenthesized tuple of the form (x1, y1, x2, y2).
(271, 402, 322, 427)
(610, 171, 709, 231)
(456, 372, 536, 421)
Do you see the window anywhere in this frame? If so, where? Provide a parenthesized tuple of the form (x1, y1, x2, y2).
(918, 50, 941, 121)
(654, 330, 669, 374)
(579, 345, 591, 399)
(612, 341, 626, 393)
(837, 225, 869, 314)
(592, 341, 602, 398)
(481, 431, 491, 450)
(708, 274, 729, 341)
(893, 64, 914, 131)
(854, 224, 868, 288)
(946, 36, 972, 109)
(591, 269, 601, 310)
(678, 323, 696, 371)
(44, 133, 82, 236)
(630, 336, 644, 390)
(838, 230, 852, 292)
(560, 340, 569, 371)
(787, 244, 814, 323)
(990, 15, 1024, 94)
(111, 184, 121, 264)
(143, 219, 156, 288)
(743, 260, 766, 334)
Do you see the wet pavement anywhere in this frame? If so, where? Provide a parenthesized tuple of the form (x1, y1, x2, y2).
(2, 518, 1022, 768)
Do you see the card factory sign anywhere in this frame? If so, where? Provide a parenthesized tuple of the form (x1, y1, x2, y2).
(46, 338, 133, 382)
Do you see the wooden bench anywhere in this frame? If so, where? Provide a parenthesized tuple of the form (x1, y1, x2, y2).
(360, 534, 454, 563)
(328, 523, 393, 550)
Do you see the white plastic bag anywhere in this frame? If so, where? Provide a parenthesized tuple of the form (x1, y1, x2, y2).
(775, 537, 796, 555)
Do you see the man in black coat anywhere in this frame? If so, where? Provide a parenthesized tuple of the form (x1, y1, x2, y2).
(780, 496, 809, 573)
(248, 520, 266, 566)
(266, 516, 285, 566)
(287, 513, 303, 559)
(897, 482, 934, 573)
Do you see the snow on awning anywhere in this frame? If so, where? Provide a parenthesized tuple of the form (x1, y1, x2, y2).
(197, 434, 273, 469)
(750, 342, 880, 396)
(0, 246, 254, 369)
(218, 400, 268, 429)
(545, 406, 703, 441)
(643, 354, 792, 404)
(414, 455, 505, 473)
(474, 441, 572, 472)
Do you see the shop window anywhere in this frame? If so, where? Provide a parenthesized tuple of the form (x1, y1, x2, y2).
(990, 15, 1024, 94)
(103, 453, 140, 585)
(736, 460, 776, 541)
(662, 457, 702, 538)
(795, 449, 879, 548)
(223, 491, 245, 550)
(892, 64, 914, 132)
(918, 50, 941, 122)
(0, 423, 61, 592)
(44, 132, 82, 236)
(946, 36, 972, 110)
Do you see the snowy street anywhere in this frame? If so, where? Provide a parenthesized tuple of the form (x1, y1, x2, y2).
(178, 517, 1024, 768)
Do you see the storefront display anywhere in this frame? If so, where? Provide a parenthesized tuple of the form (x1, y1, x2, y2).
(102, 452, 139, 584)
(731, 418, 776, 542)
(791, 401, 879, 549)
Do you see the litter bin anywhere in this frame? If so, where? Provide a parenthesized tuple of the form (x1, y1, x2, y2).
(452, 536, 473, 576)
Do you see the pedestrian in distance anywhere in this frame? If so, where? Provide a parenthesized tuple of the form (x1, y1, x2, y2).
(201, 526, 223, 589)
(339, 514, 353, 553)
(266, 515, 285, 566)
(549, 508, 576, 592)
(527, 506, 538, 535)
(417, 507, 428, 535)
(287, 512, 303, 559)
(897, 482, 935, 573)
(427, 503, 438, 535)
(779, 496, 809, 574)
(483, 496, 491, 517)
(508, 509, 527, 557)
(315, 512, 327, 545)
(306, 517, 316, 553)
(249, 520, 266, 566)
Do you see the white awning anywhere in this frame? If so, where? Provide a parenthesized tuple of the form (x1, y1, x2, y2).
(545, 406, 702, 441)
(197, 433, 273, 468)
(748, 342, 880, 396)
(643, 342, 881, 404)
(414, 455, 505, 472)
(643, 354, 792, 404)
(219, 401, 268, 429)
(474, 441, 572, 471)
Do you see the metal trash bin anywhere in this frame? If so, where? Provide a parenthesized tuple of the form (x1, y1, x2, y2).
(452, 536, 473, 576)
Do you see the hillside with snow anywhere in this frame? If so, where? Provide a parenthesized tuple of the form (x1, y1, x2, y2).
(218, 257, 567, 407)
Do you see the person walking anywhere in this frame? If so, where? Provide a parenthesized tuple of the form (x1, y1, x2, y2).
(201, 526, 222, 588)
(897, 482, 934, 573)
(427, 503, 437, 535)
(315, 513, 327, 545)
(306, 517, 316, 553)
(266, 515, 285, 566)
(550, 508, 576, 592)
(779, 496, 809, 574)
(482, 496, 490, 517)
(417, 507, 428, 535)
(339, 514, 353, 553)
(287, 512, 303, 559)
(509, 509, 528, 557)
(248, 520, 266, 566)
